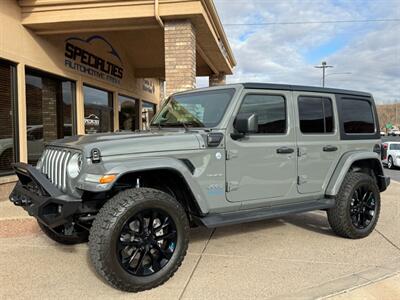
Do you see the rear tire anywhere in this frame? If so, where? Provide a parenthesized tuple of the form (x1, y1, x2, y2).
(89, 188, 189, 292)
(327, 172, 380, 239)
(37, 221, 88, 245)
(388, 156, 394, 169)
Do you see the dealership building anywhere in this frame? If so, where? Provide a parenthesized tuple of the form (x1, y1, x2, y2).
(0, 0, 235, 194)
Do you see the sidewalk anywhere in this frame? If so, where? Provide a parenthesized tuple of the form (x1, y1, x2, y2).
(327, 273, 400, 300)
(1, 182, 400, 299)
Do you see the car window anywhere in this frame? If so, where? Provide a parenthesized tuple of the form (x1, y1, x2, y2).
(342, 99, 375, 134)
(29, 127, 43, 140)
(390, 144, 400, 150)
(298, 96, 334, 134)
(236, 94, 286, 134)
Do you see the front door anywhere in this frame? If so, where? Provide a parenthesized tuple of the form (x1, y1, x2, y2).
(225, 90, 297, 203)
(294, 92, 341, 194)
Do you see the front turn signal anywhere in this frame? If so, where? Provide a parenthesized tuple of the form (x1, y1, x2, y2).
(99, 174, 117, 184)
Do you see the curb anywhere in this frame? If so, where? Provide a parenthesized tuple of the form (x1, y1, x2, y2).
(0, 217, 40, 238)
(272, 258, 400, 300)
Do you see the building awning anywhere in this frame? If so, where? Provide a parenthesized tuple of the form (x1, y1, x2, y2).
(18, 0, 236, 78)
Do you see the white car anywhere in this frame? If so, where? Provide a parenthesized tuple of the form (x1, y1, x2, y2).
(0, 124, 72, 169)
(382, 142, 400, 169)
(388, 129, 400, 136)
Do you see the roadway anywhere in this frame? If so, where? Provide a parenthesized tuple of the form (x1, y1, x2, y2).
(381, 136, 400, 182)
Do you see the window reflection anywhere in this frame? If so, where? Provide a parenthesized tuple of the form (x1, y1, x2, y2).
(83, 85, 113, 134)
(142, 101, 156, 130)
(0, 61, 16, 175)
(119, 95, 138, 131)
(25, 69, 75, 165)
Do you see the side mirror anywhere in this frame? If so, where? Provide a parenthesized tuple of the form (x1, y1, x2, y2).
(231, 113, 258, 140)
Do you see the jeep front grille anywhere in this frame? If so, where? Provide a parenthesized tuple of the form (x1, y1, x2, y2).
(40, 148, 71, 192)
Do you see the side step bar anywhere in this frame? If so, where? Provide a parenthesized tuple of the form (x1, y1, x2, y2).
(195, 199, 335, 228)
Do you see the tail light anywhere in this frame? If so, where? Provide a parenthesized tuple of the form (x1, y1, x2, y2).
(381, 143, 388, 160)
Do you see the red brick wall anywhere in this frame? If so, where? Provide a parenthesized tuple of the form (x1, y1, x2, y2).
(164, 20, 196, 96)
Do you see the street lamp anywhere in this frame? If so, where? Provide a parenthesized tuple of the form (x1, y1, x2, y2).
(314, 61, 333, 87)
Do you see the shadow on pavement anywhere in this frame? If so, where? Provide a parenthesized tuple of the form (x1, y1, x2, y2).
(281, 211, 337, 237)
(190, 210, 336, 242)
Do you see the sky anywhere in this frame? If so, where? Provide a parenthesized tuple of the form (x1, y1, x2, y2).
(197, 0, 400, 103)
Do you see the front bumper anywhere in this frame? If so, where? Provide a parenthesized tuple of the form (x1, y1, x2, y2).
(9, 163, 83, 228)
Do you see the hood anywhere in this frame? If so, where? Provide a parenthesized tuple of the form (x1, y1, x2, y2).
(47, 130, 204, 158)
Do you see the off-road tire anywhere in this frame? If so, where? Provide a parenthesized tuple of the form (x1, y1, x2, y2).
(88, 188, 189, 292)
(388, 156, 394, 169)
(37, 221, 89, 245)
(327, 172, 380, 239)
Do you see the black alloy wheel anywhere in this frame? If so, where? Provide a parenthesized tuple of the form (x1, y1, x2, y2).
(117, 209, 177, 276)
(349, 185, 377, 229)
(327, 172, 381, 239)
(89, 188, 189, 292)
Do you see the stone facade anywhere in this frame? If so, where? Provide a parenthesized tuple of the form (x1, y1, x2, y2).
(209, 73, 226, 86)
(164, 20, 196, 96)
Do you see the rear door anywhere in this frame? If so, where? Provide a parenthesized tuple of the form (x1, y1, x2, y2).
(294, 92, 342, 194)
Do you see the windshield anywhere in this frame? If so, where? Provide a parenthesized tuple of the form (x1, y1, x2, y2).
(151, 88, 236, 128)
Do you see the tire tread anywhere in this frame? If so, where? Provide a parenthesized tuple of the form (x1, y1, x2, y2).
(88, 188, 189, 292)
(327, 172, 380, 239)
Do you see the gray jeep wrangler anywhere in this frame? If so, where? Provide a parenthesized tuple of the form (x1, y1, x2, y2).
(10, 83, 390, 292)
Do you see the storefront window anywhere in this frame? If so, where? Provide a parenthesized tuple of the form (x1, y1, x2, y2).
(25, 69, 75, 165)
(142, 101, 156, 130)
(0, 60, 17, 176)
(84, 85, 113, 134)
(119, 95, 138, 131)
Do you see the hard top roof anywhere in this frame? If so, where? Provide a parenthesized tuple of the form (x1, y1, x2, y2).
(241, 82, 372, 97)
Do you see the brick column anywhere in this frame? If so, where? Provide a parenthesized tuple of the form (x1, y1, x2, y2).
(209, 73, 226, 86)
(42, 78, 58, 142)
(164, 20, 196, 97)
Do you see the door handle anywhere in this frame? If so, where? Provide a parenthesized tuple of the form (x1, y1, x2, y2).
(276, 147, 294, 154)
(323, 145, 338, 152)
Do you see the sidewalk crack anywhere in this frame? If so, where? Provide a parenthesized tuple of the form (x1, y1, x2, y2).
(375, 228, 400, 252)
(178, 228, 216, 300)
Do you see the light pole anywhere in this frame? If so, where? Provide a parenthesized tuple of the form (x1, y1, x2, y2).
(314, 61, 333, 87)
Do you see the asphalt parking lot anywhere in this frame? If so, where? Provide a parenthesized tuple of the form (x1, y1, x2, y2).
(384, 167, 400, 182)
(1, 180, 400, 300)
(381, 136, 400, 182)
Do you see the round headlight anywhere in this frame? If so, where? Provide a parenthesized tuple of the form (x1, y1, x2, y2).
(67, 153, 82, 178)
(36, 156, 44, 170)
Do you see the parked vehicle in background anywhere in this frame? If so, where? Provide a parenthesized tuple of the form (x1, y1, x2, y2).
(380, 131, 386, 136)
(9, 83, 390, 292)
(382, 142, 400, 169)
(388, 129, 400, 136)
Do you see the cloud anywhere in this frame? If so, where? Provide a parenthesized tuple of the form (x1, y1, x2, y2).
(198, 0, 400, 102)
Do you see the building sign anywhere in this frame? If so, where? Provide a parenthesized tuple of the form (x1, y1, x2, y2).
(142, 79, 155, 94)
(64, 35, 124, 85)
